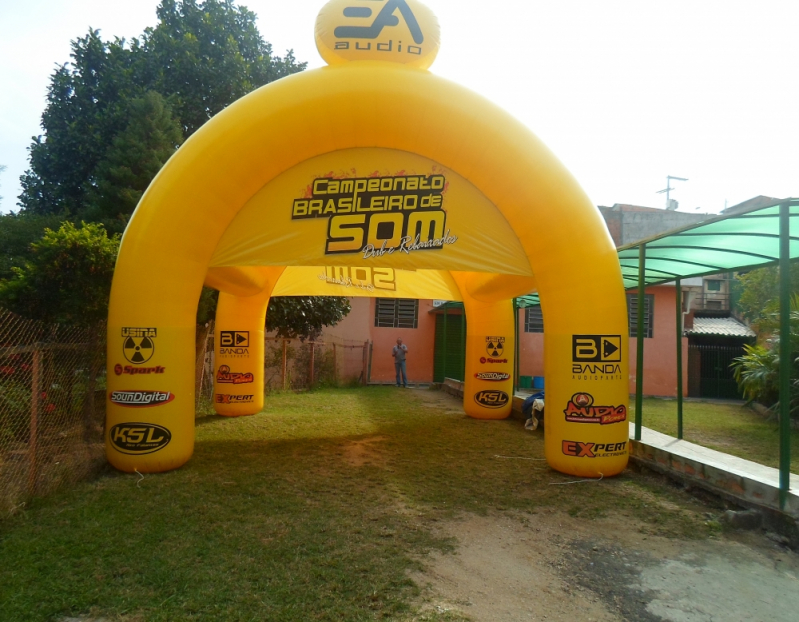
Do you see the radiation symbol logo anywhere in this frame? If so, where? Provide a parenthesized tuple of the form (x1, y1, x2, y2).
(123, 335, 155, 364)
(485, 336, 505, 357)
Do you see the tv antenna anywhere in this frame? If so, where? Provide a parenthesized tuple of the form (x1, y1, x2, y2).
(656, 175, 688, 210)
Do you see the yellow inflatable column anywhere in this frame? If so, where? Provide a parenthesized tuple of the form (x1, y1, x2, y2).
(213, 289, 270, 416)
(460, 296, 515, 420)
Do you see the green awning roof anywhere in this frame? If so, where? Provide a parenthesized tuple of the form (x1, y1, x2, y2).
(618, 198, 799, 289)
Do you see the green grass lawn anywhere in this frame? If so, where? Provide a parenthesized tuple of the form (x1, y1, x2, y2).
(1, 388, 718, 622)
(639, 397, 799, 473)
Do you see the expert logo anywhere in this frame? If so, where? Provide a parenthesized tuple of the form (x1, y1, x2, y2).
(562, 440, 628, 458)
(110, 423, 171, 455)
(215, 394, 254, 404)
(563, 393, 627, 425)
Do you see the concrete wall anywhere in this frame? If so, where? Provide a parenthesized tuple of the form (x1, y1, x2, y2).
(599, 204, 708, 247)
(320, 297, 372, 344)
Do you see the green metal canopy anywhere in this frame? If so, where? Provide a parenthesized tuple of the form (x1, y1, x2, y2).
(617, 199, 799, 289)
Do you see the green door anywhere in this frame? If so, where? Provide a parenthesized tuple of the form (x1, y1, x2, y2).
(434, 313, 465, 382)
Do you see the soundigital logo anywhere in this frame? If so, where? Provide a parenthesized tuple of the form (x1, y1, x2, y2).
(220, 331, 250, 356)
(562, 440, 628, 458)
(474, 390, 509, 409)
(216, 365, 254, 385)
(122, 327, 156, 364)
(563, 393, 627, 425)
(291, 174, 457, 258)
(110, 390, 175, 408)
(216, 394, 254, 404)
(114, 364, 165, 376)
(572, 335, 622, 380)
(485, 337, 505, 357)
(474, 372, 510, 382)
(110, 423, 171, 455)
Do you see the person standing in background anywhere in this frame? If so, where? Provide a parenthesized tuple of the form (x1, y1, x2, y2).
(392, 337, 408, 388)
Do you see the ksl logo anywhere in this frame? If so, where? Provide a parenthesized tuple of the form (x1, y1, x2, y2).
(110, 423, 171, 455)
(572, 335, 621, 363)
(562, 440, 628, 458)
(474, 390, 509, 409)
(122, 327, 157, 364)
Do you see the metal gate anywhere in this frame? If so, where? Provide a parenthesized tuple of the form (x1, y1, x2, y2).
(687, 344, 745, 399)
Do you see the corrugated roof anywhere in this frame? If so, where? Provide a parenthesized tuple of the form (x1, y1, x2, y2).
(686, 316, 755, 338)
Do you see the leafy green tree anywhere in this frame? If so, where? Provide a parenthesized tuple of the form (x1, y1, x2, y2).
(736, 265, 799, 325)
(0, 222, 120, 324)
(83, 91, 183, 227)
(0, 212, 67, 281)
(18, 0, 305, 218)
(267, 297, 352, 342)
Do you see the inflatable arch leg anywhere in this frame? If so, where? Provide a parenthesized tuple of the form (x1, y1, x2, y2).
(460, 296, 515, 420)
(213, 290, 270, 417)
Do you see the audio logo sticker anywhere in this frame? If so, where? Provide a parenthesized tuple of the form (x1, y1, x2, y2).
(485, 337, 505, 357)
(216, 365, 254, 385)
(563, 393, 627, 425)
(122, 327, 156, 364)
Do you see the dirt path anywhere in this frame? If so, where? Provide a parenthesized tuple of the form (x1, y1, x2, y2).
(412, 507, 799, 621)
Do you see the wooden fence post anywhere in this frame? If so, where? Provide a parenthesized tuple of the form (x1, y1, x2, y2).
(29, 346, 42, 495)
(309, 342, 315, 387)
(282, 339, 287, 390)
(332, 343, 338, 385)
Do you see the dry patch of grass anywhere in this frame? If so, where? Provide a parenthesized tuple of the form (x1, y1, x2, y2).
(0, 388, 718, 621)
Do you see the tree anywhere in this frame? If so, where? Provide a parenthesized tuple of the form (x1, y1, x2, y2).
(736, 265, 799, 325)
(0, 222, 120, 325)
(18, 0, 306, 219)
(0, 164, 5, 205)
(0, 212, 67, 282)
(267, 297, 352, 341)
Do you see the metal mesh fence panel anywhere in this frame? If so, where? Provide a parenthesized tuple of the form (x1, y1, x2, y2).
(0, 308, 106, 514)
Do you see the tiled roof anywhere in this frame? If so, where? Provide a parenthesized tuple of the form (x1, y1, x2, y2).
(686, 317, 755, 338)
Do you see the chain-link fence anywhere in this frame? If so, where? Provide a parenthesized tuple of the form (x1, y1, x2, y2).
(197, 333, 371, 409)
(0, 308, 106, 514)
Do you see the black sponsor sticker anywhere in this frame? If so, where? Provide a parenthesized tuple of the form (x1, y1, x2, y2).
(572, 335, 621, 363)
(110, 423, 171, 454)
(110, 390, 175, 408)
(474, 390, 509, 409)
(474, 372, 510, 381)
(122, 327, 157, 364)
(485, 336, 505, 357)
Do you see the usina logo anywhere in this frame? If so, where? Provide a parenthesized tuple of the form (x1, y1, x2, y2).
(122, 327, 156, 364)
(219, 331, 250, 356)
(216, 365, 254, 385)
(474, 371, 510, 382)
(485, 336, 505, 357)
(320, 266, 396, 292)
(479, 357, 508, 364)
(572, 335, 622, 381)
(109, 390, 175, 408)
(474, 390, 509, 409)
(110, 423, 171, 455)
(216, 394, 255, 404)
(563, 393, 627, 425)
(562, 440, 628, 458)
(291, 174, 457, 258)
(114, 364, 165, 376)
(315, 0, 441, 69)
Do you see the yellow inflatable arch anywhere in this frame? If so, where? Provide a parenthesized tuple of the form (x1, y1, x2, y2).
(107, 0, 629, 478)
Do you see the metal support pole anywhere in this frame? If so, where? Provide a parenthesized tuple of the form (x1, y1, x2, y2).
(635, 244, 646, 441)
(460, 305, 466, 381)
(442, 304, 448, 381)
(513, 300, 520, 394)
(779, 201, 791, 510)
(676, 278, 684, 439)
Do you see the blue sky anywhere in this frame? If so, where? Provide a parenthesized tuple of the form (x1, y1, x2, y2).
(1, 0, 797, 214)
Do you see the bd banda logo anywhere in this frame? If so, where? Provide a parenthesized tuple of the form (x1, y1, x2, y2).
(563, 393, 627, 425)
(122, 327, 156, 364)
(320, 266, 396, 292)
(110, 423, 171, 455)
(291, 175, 457, 258)
(216, 394, 254, 404)
(216, 365, 254, 385)
(562, 440, 628, 458)
(220, 331, 250, 355)
(114, 364, 165, 376)
(110, 390, 175, 408)
(572, 335, 622, 379)
(474, 390, 509, 409)
(474, 371, 510, 382)
(485, 337, 505, 357)
(479, 357, 508, 364)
